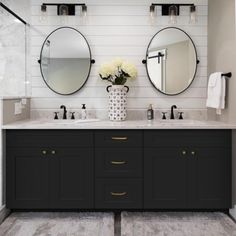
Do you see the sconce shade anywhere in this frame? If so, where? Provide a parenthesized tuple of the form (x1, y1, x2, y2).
(190, 5, 197, 24)
(41, 5, 47, 12)
(59, 5, 68, 15)
(169, 5, 178, 24)
(82, 5, 87, 17)
(40, 4, 48, 23)
(150, 5, 155, 17)
(149, 4, 157, 25)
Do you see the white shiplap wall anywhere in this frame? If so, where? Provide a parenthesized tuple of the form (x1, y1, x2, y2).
(30, 0, 208, 113)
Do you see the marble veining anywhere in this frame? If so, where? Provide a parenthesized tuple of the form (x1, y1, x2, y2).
(0, 5, 26, 97)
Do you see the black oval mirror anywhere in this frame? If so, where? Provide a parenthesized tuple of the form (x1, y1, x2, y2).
(145, 27, 198, 95)
(40, 27, 92, 95)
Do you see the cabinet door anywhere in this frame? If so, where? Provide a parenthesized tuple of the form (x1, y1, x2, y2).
(50, 148, 94, 209)
(7, 148, 49, 209)
(144, 148, 187, 209)
(188, 148, 231, 209)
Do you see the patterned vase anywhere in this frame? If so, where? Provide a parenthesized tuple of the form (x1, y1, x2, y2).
(106, 85, 129, 121)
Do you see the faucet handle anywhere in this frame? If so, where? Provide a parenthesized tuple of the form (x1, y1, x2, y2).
(70, 112, 75, 120)
(54, 112, 59, 120)
(162, 112, 167, 120)
(178, 112, 184, 120)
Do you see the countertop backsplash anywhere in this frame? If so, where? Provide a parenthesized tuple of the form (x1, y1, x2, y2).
(30, 109, 208, 121)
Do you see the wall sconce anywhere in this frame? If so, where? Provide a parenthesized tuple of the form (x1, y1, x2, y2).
(40, 3, 87, 24)
(149, 3, 197, 25)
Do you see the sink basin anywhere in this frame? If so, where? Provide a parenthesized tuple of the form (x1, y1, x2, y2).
(46, 119, 100, 125)
(159, 120, 205, 125)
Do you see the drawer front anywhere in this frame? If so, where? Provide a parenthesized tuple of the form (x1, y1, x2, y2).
(144, 130, 231, 148)
(95, 131, 142, 147)
(95, 148, 143, 178)
(7, 130, 93, 147)
(95, 179, 142, 209)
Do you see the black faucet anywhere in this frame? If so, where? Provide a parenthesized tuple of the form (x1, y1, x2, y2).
(170, 105, 177, 120)
(60, 105, 67, 119)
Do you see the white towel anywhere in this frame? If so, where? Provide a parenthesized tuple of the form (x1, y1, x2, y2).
(206, 72, 226, 115)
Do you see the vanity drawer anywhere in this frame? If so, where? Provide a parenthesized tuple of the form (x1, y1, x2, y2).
(95, 131, 142, 147)
(144, 130, 231, 148)
(7, 130, 93, 147)
(95, 148, 143, 178)
(95, 179, 142, 209)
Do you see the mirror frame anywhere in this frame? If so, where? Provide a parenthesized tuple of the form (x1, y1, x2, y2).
(144, 27, 199, 96)
(39, 26, 93, 96)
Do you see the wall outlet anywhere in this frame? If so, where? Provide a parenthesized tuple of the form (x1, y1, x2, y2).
(14, 102, 22, 115)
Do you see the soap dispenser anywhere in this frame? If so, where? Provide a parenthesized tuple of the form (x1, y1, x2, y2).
(147, 104, 154, 121)
(81, 104, 87, 120)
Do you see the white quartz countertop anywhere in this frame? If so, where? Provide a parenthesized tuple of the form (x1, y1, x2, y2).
(2, 119, 236, 130)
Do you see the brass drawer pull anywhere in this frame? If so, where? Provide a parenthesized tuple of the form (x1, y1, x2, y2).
(111, 137, 128, 141)
(111, 161, 126, 165)
(111, 192, 127, 196)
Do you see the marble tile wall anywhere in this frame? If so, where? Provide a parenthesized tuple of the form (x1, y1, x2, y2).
(0, 0, 30, 210)
(0, 2, 27, 97)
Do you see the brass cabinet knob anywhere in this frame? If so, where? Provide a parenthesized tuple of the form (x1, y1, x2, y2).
(182, 150, 187, 156)
(51, 150, 56, 155)
(42, 150, 47, 155)
(110, 192, 127, 196)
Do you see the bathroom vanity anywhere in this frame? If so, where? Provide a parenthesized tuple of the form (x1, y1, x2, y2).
(4, 122, 232, 211)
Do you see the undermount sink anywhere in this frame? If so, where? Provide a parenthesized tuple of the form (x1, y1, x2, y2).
(159, 120, 205, 125)
(46, 119, 100, 124)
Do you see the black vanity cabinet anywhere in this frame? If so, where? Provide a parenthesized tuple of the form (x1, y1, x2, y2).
(6, 129, 232, 210)
(6, 130, 94, 209)
(144, 130, 232, 209)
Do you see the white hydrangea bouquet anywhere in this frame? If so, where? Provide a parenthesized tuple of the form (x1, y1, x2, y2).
(99, 58, 138, 85)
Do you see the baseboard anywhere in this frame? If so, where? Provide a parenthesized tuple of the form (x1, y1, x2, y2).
(0, 205, 10, 224)
(230, 206, 236, 220)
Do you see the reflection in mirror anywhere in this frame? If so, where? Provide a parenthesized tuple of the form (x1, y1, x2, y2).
(40, 27, 92, 95)
(146, 27, 197, 95)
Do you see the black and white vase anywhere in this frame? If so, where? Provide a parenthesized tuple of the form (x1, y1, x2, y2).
(106, 85, 129, 121)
